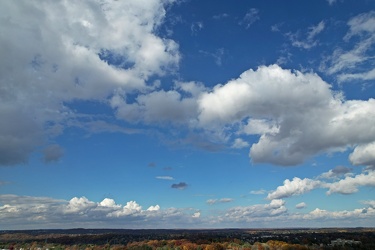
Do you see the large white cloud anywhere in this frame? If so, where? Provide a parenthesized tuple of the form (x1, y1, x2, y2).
(197, 65, 375, 166)
(0, 0, 179, 166)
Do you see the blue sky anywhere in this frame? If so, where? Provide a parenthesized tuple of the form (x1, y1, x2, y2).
(1, 0, 375, 229)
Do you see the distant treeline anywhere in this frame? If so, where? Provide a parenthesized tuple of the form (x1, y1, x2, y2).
(1, 228, 375, 250)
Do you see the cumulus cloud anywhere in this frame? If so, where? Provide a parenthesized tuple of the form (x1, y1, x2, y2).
(266, 167, 375, 200)
(111, 89, 198, 125)
(362, 200, 375, 208)
(221, 199, 375, 227)
(267, 177, 322, 200)
(147, 205, 161, 211)
(231, 138, 249, 149)
(300, 207, 375, 221)
(220, 199, 287, 224)
(326, 170, 375, 195)
(99, 198, 121, 209)
(0, 194, 203, 229)
(319, 166, 352, 179)
(2, 194, 375, 229)
(192, 212, 201, 218)
(198, 65, 375, 166)
(296, 202, 307, 209)
(171, 182, 188, 190)
(0, 0, 179, 166)
(349, 142, 375, 168)
(241, 119, 279, 135)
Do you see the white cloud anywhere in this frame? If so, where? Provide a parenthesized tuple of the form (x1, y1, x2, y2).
(326, 170, 375, 195)
(241, 119, 279, 135)
(265, 167, 375, 201)
(301, 207, 375, 221)
(99, 198, 121, 209)
(111, 88, 199, 125)
(232, 138, 249, 149)
(296, 202, 307, 209)
(0, 0, 179, 166)
(349, 142, 375, 168)
(267, 177, 322, 200)
(362, 200, 375, 208)
(198, 65, 375, 166)
(156, 176, 174, 180)
(64, 197, 96, 214)
(147, 205, 160, 211)
(192, 212, 201, 218)
(319, 166, 352, 179)
(220, 199, 287, 224)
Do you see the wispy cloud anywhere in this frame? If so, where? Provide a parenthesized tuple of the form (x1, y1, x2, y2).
(327, 0, 337, 5)
(213, 13, 229, 20)
(199, 48, 225, 66)
(287, 21, 325, 49)
(250, 189, 267, 195)
(322, 11, 375, 82)
(156, 176, 174, 180)
(191, 21, 204, 35)
(239, 8, 260, 29)
(206, 198, 234, 205)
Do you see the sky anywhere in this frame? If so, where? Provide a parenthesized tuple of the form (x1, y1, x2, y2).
(1, 0, 375, 230)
